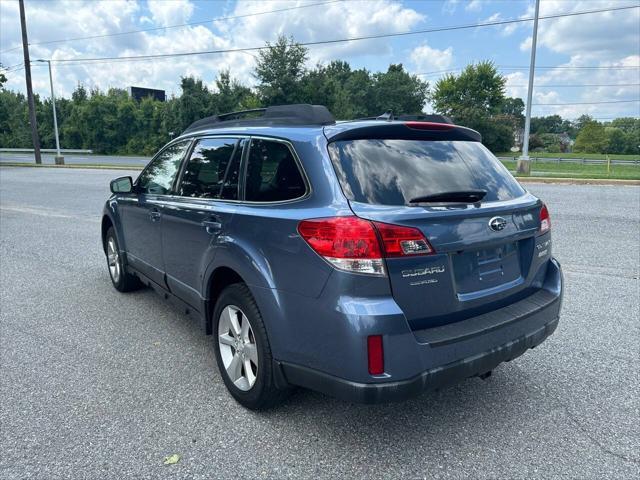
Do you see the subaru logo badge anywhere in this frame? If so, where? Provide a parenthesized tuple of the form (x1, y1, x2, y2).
(489, 216, 507, 232)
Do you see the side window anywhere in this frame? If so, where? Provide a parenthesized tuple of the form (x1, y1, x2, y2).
(245, 139, 306, 202)
(137, 140, 191, 195)
(178, 138, 239, 199)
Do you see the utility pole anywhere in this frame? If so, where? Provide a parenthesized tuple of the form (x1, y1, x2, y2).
(37, 59, 64, 164)
(19, 0, 42, 164)
(517, 0, 540, 175)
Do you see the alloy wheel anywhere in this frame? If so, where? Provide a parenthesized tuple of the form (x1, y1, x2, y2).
(218, 305, 258, 391)
(107, 236, 121, 283)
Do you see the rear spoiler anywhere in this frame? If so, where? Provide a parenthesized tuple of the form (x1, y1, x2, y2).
(324, 121, 482, 143)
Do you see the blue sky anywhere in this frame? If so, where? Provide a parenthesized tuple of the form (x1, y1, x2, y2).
(1, 0, 639, 120)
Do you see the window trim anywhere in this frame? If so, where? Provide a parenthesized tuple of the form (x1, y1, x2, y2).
(240, 135, 311, 205)
(173, 136, 242, 200)
(134, 138, 194, 196)
(165, 134, 311, 206)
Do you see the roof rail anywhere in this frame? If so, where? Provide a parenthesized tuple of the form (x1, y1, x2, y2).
(183, 104, 335, 134)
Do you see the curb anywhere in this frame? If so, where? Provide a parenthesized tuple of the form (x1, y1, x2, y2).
(516, 176, 640, 185)
(0, 163, 143, 171)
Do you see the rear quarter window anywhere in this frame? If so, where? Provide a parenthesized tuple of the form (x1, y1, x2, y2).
(328, 139, 525, 205)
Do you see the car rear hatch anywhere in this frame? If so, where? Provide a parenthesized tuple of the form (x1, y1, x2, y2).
(326, 122, 546, 330)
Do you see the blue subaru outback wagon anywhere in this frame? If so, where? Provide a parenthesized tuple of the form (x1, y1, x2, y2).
(102, 104, 563, 409)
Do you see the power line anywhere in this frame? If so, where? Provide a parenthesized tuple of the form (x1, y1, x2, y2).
(1, 62, 24, 71)
(416, 65, 640, 76)
(0, 0, 343, 54)
(509, 83, 640, 87)
(42, 4, 640, 65)
(500, 65, 640, 70)
(532, 99, 640, 106)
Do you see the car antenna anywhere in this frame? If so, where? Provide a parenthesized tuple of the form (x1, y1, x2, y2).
(376, 110, 394, 122)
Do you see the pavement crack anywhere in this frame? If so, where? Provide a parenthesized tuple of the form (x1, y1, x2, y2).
(517, 367, 640, 466)
(556, 401, 640, 466)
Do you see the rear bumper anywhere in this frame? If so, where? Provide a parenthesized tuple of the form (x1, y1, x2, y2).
(279, 258, 563, 404)
(280, 315, 558, 404)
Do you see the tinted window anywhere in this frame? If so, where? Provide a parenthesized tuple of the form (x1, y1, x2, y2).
(245, 139, 306, 202)
(137, 140, 191, 195)
(328, 140, 525, 205)
(178, 138, 239, 199)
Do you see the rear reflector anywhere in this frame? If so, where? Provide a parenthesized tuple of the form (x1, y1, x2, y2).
(539, 204, 551, 234)
(298, 217, 434, 275)
(367, 335, 384, 375)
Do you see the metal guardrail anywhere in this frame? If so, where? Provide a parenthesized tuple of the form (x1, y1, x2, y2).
(0, 148, 93, 154)
(497, 156, 639, 165)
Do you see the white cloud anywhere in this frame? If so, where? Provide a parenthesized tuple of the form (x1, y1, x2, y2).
(535, 0, 640, 60)
(147, 0, 194, 28)
(410, 42, 454, 73)
(0, 0, 425, 98)
(481, 12, 519, 36)
(216, 0, 425, 72)
(504, 71, 528, 99)
(519, 36, 532, 52)
(465, 0, 482, 13)
(442, 0, 459, 15)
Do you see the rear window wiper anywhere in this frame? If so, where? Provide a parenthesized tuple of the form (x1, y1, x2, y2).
(409, 190, 487, 204)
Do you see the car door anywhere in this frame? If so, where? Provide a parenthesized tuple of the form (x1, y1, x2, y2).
(118, 139, 192, 287)
(161, 137, 243, 309)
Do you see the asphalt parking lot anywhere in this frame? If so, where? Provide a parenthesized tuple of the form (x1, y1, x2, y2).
(1, 166, 638, 479)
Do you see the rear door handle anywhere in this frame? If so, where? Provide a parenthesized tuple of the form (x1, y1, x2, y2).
(202, 217, 222, 233)
(149, 208, 161, 222)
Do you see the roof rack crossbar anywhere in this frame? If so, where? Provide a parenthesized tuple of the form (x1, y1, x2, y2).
(183, 104, 335, 134)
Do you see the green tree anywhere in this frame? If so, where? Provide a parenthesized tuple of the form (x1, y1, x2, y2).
(213, 70, 260, 113)
(300, 61, 375, 118)
(531, 115, 563, 134)
(431, 61, 513, 151)
(177, 76, 215, 130)
(573, 114, 594, 132)
(255, 35, 307, 105)
(0, 63, 7, 90)
(370, 64, 429, 115)
(574, 121, 608, 153)
(0, 90, 30, 147)
(605, 127, 627, 154)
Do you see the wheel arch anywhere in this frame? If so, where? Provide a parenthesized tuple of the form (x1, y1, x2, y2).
(205, 266, 247, 335)
(101, 215, 114, 254)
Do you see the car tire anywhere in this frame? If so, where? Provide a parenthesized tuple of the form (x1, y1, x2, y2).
(105, 226, 141, 292)
(213, 283, 290, 410)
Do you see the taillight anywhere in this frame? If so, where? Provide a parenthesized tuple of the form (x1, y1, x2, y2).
(373, 221, 434, 257)
(367, 335, 384, 375)
(298, 217, 385, 275)
(539, 204, 551, 234)
(298, 216, 434, 276)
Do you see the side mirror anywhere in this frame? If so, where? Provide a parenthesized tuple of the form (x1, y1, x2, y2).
(110, 176, 133, 194)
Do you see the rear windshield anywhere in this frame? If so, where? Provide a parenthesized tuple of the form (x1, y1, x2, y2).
(328, 140, 525, 205)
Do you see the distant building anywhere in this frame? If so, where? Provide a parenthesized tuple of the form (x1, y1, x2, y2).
(128, 86, 166, 102)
